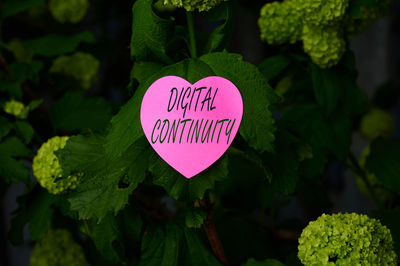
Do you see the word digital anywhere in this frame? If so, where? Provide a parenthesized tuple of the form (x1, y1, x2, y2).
(141, 76, 243, 178)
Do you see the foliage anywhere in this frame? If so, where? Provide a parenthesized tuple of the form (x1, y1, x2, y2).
(0, 0, 399, 265)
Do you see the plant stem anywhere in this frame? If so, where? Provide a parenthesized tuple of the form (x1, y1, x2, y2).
(348, 151, 384, 211)
(202, 192, 229, 265)
(186, 11, 197, 58)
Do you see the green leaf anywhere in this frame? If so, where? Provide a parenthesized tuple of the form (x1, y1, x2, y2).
(366, 138, 400, 194)
(183, 226, 221, 266)
(105, 59, 214, 159)
(8, 209, 28, 245)
(9, 61, 43, 83)
(28, 191, 55, 241)
(200, 52, 279, 152)
(311, 64, 340, 115)
(131, 61, 164, 83)
(185, 208, 206, 228)
(339, 74, 366, 116)
(0, 116, 13, 140)
(279, 105, 331, 178)
(24, 32, 96, 57)
(139, 223, 220, 266)
(0, 81, 22, 99)
(0, 137, 30, 183)
(244, 258, 285, 266)
(258, 55, 290, 82)
(131, 0, 173, 63)
(27, 99, 43, 111)
(90, 213, 124, 262)
(328, 114, 352, 160)
(14, 121, 34, 144)
(1, 0, 46, 18)
(49, 91, 112, 131)
(202, 2, 234, 54)
(57, 134, 108, 176)
(60, 135, 149, 220)
(139, 223, 183, 266)
(150, 153, 228, 201)
(264, 152, 299, 195)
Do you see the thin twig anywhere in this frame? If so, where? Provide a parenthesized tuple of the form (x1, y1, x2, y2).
(201, 192, 229, 265)
(348, 151, 384, 211)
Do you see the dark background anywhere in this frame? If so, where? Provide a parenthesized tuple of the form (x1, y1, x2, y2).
(1, 0, 400, 265)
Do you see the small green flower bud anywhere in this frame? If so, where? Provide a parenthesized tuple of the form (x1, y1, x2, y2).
(49, 0, 89, 23)
(298, 213, 397, 265)
(3, 100, 29, 119)
(50, 52, 100, 89)
(258, 0, 302, 45)
(302, 24, 345, 68)
(33, 136, 81, 194)
(154, 0, 177, 12)
(30, 229, 86, 266)
(360, 108, 395, 139)
(162, 0, 226, 12)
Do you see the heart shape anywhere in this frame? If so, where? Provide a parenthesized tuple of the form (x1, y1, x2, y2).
(140, 76, 243, 178)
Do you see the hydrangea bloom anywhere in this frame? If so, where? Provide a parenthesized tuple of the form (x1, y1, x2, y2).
(49, 0, 89, 23)
(50, 52, 100, 89)
(293, 0, 349, 26)
(162, 0, 226, 12)
(298, 213, 397, 265)
(258, 1, 302, 45)
(33, 136, 80, 194)
(3, 100, 29, 119)
(360, 108, 395, 139)
(30, 229, 86, 266)
(302, 25, 345, 68)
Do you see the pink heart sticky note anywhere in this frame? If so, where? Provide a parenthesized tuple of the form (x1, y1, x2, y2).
(140, 76, 243, 178)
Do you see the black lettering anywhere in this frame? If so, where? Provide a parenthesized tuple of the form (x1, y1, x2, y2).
(151, 119, 161, 144)
(159, 119, 170, 143)
(168, 88, 178, 112)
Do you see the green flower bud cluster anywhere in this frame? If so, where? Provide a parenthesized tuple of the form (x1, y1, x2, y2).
(360, 108, 395, 140)
(302, 24, 346, 69)
(258, 0, 348, 68)
(49, 0, 89, 24)
(298, 213, 397, 265)
(30, 229, 86, 266)
(3, 100, 29, 119)
(33, 136, 80, 194)
(258, 1, 302, 45)
(50, 52, 100, 89)
(355, 146, 395, 204)
(293, 0, 349, 27)
(162, 0, 226, 12)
